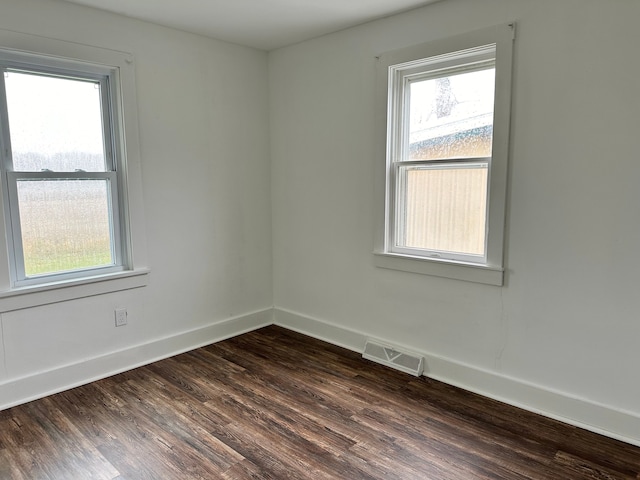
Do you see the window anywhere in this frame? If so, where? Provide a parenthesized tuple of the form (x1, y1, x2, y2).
(374, 24, 515, 285)
(0, 31, 148, 306)
(0, 62, 125, 286)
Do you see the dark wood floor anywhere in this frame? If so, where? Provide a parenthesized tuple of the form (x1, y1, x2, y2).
(1, 326, 639, 479)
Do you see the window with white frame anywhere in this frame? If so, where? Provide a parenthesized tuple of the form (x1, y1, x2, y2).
(0, 35, 147, 299)
(374, 24, 515, 285)
(0, 59, 125, 287)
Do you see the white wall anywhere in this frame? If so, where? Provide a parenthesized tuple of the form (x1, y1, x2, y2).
(2, 0, 639, 448)
(0, 0, 273, 405)
(270, 0, 640, 444)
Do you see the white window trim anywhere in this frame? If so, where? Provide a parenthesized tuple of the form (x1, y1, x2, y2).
(0, 29, 149, 309)
(374, 23, 515, 286)
(0, 268, 149, 313)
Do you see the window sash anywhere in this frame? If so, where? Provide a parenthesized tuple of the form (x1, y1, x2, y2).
(391, 158, 490, 263)
(5, 171, 123, 285)
(0, 66, 115, 173)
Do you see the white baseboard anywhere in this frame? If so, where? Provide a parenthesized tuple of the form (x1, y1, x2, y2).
(4, 305, 639, 449)
(274, 307, 640, 448)
(0, 307, 273, 411)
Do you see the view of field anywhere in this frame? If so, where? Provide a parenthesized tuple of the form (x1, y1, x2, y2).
(17, 177, 114, 277)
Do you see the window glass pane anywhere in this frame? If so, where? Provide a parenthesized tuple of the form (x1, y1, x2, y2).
(5, 71, 107, 172)
(399, 163, 488, 255)
(408, 68, 495, 161)
(17, 180, 114, 276)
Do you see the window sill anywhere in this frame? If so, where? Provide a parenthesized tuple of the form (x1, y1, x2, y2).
(374, 252, 503, 286)
(0, 268, 150, 312)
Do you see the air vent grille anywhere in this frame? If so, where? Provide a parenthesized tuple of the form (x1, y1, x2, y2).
(363, 340, 424, 377)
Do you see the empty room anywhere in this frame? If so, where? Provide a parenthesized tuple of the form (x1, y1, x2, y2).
(0, 0, 639, 478)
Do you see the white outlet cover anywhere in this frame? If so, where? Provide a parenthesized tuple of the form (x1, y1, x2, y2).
(115, 308, 127, 326)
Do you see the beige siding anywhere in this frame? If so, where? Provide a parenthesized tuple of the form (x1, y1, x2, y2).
(404, 166, 487, 255)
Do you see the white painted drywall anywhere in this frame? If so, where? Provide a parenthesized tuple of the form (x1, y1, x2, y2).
(2, 0, 640, 448)
(0, 0, 272, 391)
(270, 0, 640, 423)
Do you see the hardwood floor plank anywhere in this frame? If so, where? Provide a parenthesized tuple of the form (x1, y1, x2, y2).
(24, 398, 119, 479)
(222, 458, 279, 480)
(560, 429, 640, 477)
(352, 407, 529, 480)
(115, 376, 244, 471)
(356, 390, 558, 475)
(209, 390, 373, 479)
(0, 448, 27, 480)
(0, 325, 639, 479)
(553, 450, 637, 480)
(216, 373, 358, 457)
(403, 377, 576, 448)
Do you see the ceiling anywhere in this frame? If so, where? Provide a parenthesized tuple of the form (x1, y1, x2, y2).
(59, 0, 442, 51)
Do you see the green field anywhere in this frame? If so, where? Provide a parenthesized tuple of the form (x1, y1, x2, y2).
(24, 240, 112, 276)
(18, 180, 114, 277)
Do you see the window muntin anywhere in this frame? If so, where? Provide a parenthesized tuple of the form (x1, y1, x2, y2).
(388, 46, 497, 264)
(0, 58, 126, 286)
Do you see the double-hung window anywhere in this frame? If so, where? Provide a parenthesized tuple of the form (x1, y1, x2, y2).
(375, 24, 515, 285)
(0, 49, 131, 289)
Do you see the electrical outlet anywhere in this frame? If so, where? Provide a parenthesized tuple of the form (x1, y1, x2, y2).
(115, 307, 128, 327)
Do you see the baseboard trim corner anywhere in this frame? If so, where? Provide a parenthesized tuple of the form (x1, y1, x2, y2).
(274, 307, 365, 353)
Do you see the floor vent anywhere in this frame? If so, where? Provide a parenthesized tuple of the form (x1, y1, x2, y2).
(363, 340, 424, 377)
